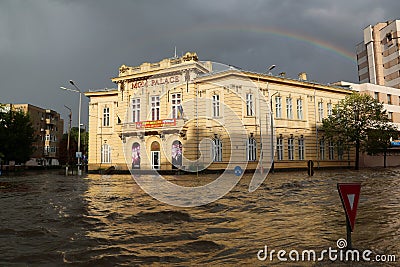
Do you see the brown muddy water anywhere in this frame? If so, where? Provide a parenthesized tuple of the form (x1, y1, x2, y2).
(0, 169, 399, 266)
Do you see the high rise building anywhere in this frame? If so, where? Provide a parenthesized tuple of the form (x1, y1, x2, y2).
(356, 20, 400, 88)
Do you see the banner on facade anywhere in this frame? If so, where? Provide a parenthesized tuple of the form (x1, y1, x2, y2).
(135, 119, 176, 129)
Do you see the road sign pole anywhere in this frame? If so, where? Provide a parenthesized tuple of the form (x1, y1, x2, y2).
(346, 216, 352, 250)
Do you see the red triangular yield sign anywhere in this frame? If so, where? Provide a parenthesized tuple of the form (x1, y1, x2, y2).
(337, 183, 361, 232)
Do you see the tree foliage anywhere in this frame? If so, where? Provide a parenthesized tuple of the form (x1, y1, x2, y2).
(0, 107, 35, 164)
(322, 92, 397, 169)
(58, 127, 88, 165)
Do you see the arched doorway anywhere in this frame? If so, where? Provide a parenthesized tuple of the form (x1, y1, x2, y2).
(172, 140, 182, 169)
(132, 142, 140, 169)
(150, 141, 160, 169)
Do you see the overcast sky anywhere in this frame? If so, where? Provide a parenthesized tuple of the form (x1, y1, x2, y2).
(1, 0, 399, 130)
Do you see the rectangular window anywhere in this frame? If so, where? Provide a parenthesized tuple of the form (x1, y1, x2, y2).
(45, 134, 50, 141)
(387, 94, 392, 105)
(337, 141, 343, 160)
(103, 107, 110, 126)
(328, 141, 335, 160)
(171, 93, 182, 119)
(212, 94, 220, 117)
(327, 103, 333, 116)
(277, 137, 283, 160)
(319, 139, 325, 160)
(275, 96, 282, 118)
(132, 98, 140, 122)
(246, 93, 254, 116)
(286, 97, 293, 119)
(388, 112, 393, 121)
(374, 92, 379, 101)
(151, 96, 160, 121)
(288, 137, 294, 160)
(298, 138, 305, 160)
(318, 102, 324, 122)
(297, 99, 303, 120)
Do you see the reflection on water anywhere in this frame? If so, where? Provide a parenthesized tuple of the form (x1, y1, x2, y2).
(0, 169, 399, 266)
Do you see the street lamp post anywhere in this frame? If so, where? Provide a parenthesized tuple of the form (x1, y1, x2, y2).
(269, 91, 278, 173)
(60, 80, 82, 175)
(64, 105, 72, 176)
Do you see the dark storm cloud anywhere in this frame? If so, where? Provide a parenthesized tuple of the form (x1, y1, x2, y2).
(1, 0, 399, 128)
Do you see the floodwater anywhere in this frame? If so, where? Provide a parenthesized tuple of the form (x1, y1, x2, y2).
(0, 168, 399, 266)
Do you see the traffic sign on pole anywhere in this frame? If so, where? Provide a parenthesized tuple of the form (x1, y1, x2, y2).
(337, 183, 361, 232)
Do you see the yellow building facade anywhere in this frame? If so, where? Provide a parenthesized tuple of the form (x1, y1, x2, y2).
(85, 52, 355, 172)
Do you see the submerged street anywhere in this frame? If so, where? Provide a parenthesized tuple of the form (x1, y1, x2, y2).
(0, 169, 398, 266)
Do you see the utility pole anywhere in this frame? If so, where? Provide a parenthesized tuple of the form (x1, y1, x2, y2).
(64, 105, 72, 176)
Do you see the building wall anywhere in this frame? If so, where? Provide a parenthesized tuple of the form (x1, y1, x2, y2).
(86, 53, 355, 172)
(10, 104, 64, 166)
(357, 20, 400, 89)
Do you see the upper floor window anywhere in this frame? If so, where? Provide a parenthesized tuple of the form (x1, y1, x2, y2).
(297, 99, 303, 120)
(151, 96, 160, 121)
(132, 98, 140, 122)
(212, 94, 220, 117)
(275, 96, 282, 118)
(388, 112, 393, 122)
(286, 97, 293, 119)
(318, 102, 324, 122)
(327, 103, 333, 116)
(374, 92, 379, 101)
(246, 93, 254, 116)
(171, 93, 182, 119)
(103, 107, 110, 127)
(387, 94, 392, 105)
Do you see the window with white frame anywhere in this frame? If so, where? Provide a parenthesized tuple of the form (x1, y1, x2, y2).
(275, 96, 282, 118)
(171, 93, 182, 119)
(246, 93, 254, 116)
(327, 103, 333, 116)
(337, 141, 344, 160)
(319, 139, 325, 160)
(277, 136, 283, 160)
(286, 97, 293, 119)
(298, 137, 305, 160)
(212, 94, 220, 117)
(101, 144, 111, 163)
(318, 102, 324, 121)
(132, 98, 140, 122)
(288, 136, 294, 160)
(212, 137, 222, 162)
(328, 140, 335, 160)
(297, 99, 303, 120)
(247, 137, 257, 161)
(151, 96, 160, 121)
(103, 107, 110, 126)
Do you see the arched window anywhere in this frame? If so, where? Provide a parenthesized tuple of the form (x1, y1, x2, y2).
(101, 144, 111, 163)
(172, 140, 182, 168)
(247, 137, 257, 161)
(132, 142, 140, 169)
(212, 138, 222, 162)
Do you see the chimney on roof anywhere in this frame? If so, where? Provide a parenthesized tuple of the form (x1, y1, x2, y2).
(279, 72, 286, 78)
(298, 72, 307, 81)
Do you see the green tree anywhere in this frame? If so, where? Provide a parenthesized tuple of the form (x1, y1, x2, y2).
(0, 108, 35, 164)
(58, 127, 88, 165)
(366, 127, 398, 168)
(322, 93, 396, 170)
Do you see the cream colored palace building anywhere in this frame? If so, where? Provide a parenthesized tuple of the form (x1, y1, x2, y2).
(85, 52, 355, 172)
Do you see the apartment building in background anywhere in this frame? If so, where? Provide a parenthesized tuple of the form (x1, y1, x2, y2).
(356, 20, 400, 88)
(7, 104, 64, 166)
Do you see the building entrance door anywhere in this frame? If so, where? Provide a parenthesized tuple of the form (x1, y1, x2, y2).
(151, 151, 160, 169)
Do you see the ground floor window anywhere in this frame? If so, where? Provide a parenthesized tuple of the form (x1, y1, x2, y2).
(298, 137, 305, 160)
(101, 144, 111, 163)
(277, 137, 283, 160)
(212, 138, 222, 162)
(247, 137, 257, 161)
(288, 137, 294, 160)
(328, 140, 335, 160)
(172, 140, 182, 168)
